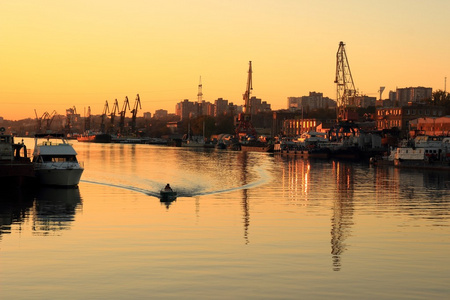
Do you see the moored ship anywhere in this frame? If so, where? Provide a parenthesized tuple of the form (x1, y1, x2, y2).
(33, 134, 84, 187)
(77, 132, 111, 143)
(0, 129, 35, 187)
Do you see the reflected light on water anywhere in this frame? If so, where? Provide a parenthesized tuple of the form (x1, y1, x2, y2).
(1, 139, 449, 299)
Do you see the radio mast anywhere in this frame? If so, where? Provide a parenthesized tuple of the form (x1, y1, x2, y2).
(197, 76, 203, 116)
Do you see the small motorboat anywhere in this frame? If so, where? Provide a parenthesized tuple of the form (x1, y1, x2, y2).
(160, 184, 177, 200)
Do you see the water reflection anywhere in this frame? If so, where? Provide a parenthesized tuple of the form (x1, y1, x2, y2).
(32, 187, 83, 235)
(0, 189, 35, 240)
(373, 166, 450, 223)
(0, 187, 82, 240)
(330, 160, 355, 272)
(160, 197, 176, 209)
(237, 151, 250, 245)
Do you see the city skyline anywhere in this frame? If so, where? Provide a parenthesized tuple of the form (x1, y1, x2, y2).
(1, 0, 449, 120)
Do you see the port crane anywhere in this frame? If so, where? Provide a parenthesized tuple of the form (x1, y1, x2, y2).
(235, 61, 257, 138)
(45, 110, 57, 133)
(334, 41, 358, 121)
(65, 106, 78, 135)
(34, 110, 57, 133)
(34, 109, 43, 133)
(119, 96, 130, 135)
(100, 100, 110, 133)
(130, 94, 141, 134)
(109, 99, 119, 133)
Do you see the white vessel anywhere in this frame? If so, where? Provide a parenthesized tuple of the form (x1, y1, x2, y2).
(32, 134, 84, 187)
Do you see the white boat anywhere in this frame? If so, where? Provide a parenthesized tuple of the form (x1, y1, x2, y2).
(294, 131, 329, 147)
(32, 134, 84, 187)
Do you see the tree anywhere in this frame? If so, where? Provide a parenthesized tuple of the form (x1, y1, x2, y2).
(427, 90, 450, 114)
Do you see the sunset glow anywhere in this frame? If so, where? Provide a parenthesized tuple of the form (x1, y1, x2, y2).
(1, 0, 449, 120)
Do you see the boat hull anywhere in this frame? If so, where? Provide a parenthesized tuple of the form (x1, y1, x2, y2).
(77, 133, 111, 143)
(0, 161, 36, 187)
(160, 190, 177, 201)
(394, 159, 450, 170)
(35, 168, 84, 187)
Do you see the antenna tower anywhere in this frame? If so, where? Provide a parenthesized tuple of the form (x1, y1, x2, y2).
(378, 87, 385, 101)
(197, 76, 203, 116)
(197, 76, 203, 102)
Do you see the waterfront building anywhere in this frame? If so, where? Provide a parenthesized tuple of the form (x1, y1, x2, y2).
(409, 116, 450, 137)
(176, 98, 242, 119)
(214, 98, 229, 116)
(283, 118, 319, 136)
(153, 110, 167, 120)
(198, 100, 214, 116)
(389, 87, 433, 106)
(288, 92, 336, 112)
(271, 110, 300, 137)
(352, 95, 377, 108)
(248, 96, 271, 114)
(175, 99, 196, 120)
(281, 117, 336, 136)
(376, 104, 445, 136)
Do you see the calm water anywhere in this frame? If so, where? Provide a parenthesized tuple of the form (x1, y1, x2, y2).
(1, 138, 450, 299)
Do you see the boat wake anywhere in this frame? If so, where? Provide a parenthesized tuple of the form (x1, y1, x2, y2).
(191, 166, 270, 196)
(81, 165, 271, 199)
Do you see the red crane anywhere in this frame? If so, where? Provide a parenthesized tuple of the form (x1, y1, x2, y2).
(235, 61, 257, 138)
(334, 41, 358, 121)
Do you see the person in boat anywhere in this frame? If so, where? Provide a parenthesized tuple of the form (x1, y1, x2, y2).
(164, 184, 172, 192)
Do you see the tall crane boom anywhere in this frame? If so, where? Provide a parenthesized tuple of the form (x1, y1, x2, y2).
(130, 94, 142, 134)
(119, 96, 130, 135)
(235, 61, 257, 138)
(334, 41, 357, 121)
(243, 61, 253, 114)
(110, 99, 119, 129)
(101, 100, 110, 133)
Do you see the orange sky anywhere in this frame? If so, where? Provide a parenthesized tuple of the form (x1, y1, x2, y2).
(1, 0, 449, 120)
